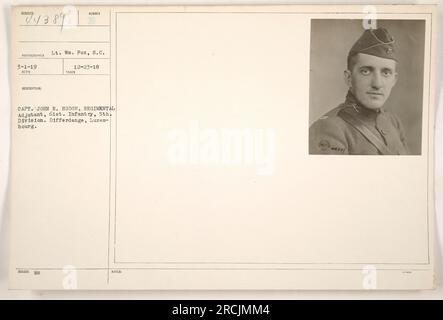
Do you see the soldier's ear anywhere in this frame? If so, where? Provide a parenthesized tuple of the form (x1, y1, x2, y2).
(392, 61, 399, 86)
(393, 71, 398, 86)
(344, 70, 352, 88)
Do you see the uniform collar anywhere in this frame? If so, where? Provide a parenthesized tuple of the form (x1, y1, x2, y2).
(342, 90, 384, 123)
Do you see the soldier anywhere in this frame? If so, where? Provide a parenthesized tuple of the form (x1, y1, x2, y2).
(309, 27, 410, 155)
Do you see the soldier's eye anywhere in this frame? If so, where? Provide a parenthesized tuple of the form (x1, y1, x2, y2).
(382, 69, 393, 77)
(360, 68, 370, 75)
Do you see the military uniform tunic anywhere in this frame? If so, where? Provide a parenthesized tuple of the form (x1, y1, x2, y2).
(309, 92, 409, 155)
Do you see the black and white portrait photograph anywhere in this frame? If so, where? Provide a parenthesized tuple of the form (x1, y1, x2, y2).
(309, 19, 425, 155)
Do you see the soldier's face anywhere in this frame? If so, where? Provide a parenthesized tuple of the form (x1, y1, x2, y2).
(345, 53, 398, 110)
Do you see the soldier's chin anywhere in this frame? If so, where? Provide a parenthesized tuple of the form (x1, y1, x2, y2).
(363, 99, 385, 110)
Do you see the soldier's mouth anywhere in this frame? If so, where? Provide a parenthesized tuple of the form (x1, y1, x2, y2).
(367, 92, 383, 96)
(367, 92, 384, 99)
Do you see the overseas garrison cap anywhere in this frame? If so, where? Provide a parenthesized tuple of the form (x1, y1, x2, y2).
(348, 28, 397, 61)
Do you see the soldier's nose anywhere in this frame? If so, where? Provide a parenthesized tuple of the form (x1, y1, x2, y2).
(371, 72, 383, 89)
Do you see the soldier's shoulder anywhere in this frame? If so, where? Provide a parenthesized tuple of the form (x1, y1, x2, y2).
(310, 105, 348, 132)
(309, 105, 350, 154)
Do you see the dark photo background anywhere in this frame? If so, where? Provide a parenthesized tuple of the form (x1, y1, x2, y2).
(309, 19, 425, 155)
